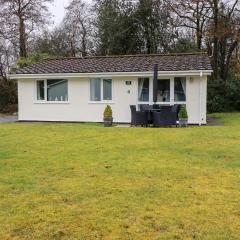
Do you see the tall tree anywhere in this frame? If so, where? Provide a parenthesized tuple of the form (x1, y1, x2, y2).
(207, 0, 240, 80)
(95, 0, 177, 55)
(168, 0, 211, 50)
(0, 37, 18, 112)
(170, 37, 199, 53)
(95, 0, 140, 55)
(0, 0, 53, 58)
(32, 27, 72, 57)
(0, 42, 9, 81)
(0, 37, 18, 80)
(95, 0, 120, 54)
(136, 0, 177, 53)
(64, 0, 93, 57)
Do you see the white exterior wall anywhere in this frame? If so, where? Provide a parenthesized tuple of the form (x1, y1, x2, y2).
(186, 75, 207, 124)
(18, 75, 208, 124)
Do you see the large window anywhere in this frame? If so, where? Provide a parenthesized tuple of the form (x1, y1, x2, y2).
(36, 79, 68, 102)
(138, 78, 149, 102)
(90, 78, 112, 101)
(47, 80, 68, 101)
(137, 77, 187, 104)
(157, 79, 170, 102)
(174, 77, 186, 102)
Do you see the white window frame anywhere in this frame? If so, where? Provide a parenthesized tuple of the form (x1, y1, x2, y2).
(173, 77, 187, 103)
(89, 78, 114, 104)
(137, 76, 187, 105)
(35, 79, 69, 104)
(156, 77, 172, 105)
(137, 77, 150, 103)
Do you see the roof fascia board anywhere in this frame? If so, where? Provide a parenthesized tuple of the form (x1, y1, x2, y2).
(9, 70, 213, 79)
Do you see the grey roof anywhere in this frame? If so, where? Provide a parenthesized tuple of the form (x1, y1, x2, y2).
(15, 53, 212, 75)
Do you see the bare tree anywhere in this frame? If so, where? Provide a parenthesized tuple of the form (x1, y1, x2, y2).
(0, 0, 53, 58)
(64, 0, 93, 57)
(0, 37, 18, 112)
(168, 0, 240, 80)
(0, 37, 18, 80)
(207, 0, 240, 80)
(168, 0, 211, 50)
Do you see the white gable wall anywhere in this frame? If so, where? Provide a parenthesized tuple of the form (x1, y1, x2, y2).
(18, 75, 208, 124)
(186, 76, 207, 124)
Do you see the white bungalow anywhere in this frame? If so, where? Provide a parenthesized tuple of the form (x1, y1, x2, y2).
(10, 53, 213, 125)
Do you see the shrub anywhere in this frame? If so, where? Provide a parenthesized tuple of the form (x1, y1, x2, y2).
(207, 77, 240, 113)
(104, 105, 112, 119)
(0, 79, 18, 113)
(17, 52, 51, 68)
(178, 105, 188, 119)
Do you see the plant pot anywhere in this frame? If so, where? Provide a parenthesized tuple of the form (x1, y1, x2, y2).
(104, 117, 113, 127)
(179, 118, 188, 127)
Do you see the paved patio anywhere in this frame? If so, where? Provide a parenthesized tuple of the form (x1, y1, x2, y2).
(0, 115, 18, 123)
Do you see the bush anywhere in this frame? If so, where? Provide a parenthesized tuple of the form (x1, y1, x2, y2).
(1, 104, 18, 114)
(0, 79, 18, 113)
(208, 77, 240, 113)
(226, 78, 240, 111)
(104, 105, 112, 119)
(178, 105, 188, 119)
(17, 52, 51, 68)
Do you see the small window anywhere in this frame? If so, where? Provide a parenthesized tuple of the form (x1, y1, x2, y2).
(174, 77, 186, 102)
(103, 79, 112, 100)
(36, 80, 45, 100)
(90, 78, 101, 101)
(138, 78, 149, 102)
(36, 79, 68, 102)
(47, 79, 68, 101)
(157, 79, 170, 102)
(90, 78, 112, 101)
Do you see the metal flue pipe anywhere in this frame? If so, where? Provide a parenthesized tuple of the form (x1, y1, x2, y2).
(153, 64, 158, 104)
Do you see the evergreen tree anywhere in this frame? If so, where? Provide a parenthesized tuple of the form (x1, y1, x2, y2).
(95, 0, 140, 55)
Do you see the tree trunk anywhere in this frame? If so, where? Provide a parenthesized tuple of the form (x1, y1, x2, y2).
(212, 0, 219, 80)
(19, 17, 27, 58)
(80, 21, 87, 57)
(196, 4, 202, 50)
(70, 40, 76, 57)
(196, 28, 202, 50)
(146, 27, 151, 54)
(219, 37, 227, 80)
(82, 34, 87, 57)
(223, 39, 239, 81)
(0, 64, 8, 81)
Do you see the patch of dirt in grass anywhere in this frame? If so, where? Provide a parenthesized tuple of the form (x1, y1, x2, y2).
(207, 116, 223, 126)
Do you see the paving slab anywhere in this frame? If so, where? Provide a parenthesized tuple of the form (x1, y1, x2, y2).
(0, 116, 18, 123)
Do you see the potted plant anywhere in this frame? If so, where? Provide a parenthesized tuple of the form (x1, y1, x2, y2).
(178, 105, 188, 127)
(103, 105, 113, 127)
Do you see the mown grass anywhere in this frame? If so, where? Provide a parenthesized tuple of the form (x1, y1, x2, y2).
(0, 113, 240, 239)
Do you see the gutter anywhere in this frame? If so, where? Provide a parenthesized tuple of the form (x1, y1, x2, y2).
(9, 70, 213, 80)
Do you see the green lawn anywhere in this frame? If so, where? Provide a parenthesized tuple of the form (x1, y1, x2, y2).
(0, 114, 240, 240)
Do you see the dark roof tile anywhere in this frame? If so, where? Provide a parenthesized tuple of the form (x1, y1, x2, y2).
(15, 53, 212, 75)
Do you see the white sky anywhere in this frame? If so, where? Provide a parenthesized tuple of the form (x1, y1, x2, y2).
(50, 0, 70, 26)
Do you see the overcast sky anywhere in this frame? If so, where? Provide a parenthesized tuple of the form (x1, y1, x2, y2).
(50, 0, 70, 26)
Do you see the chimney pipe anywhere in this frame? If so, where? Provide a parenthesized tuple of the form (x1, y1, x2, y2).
(153, 64, 158, 103)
